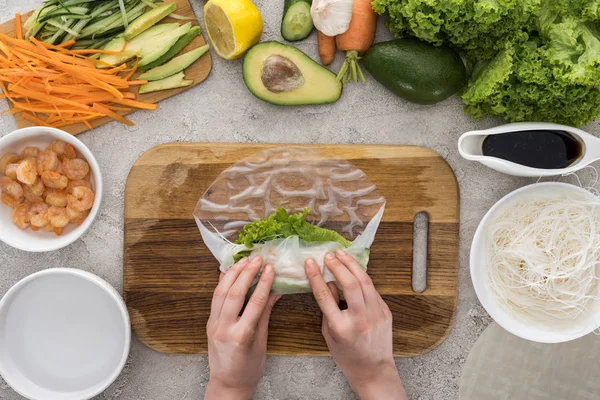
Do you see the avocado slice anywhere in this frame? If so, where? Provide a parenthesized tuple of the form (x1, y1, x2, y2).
(97, 23, 179, 67)
(243, 41, 342, 105)
(138, 72, 193, 94)
(97, 36, 132, 67)
(124, 3, 177, 41)
(138, 23, 192, 66)
(138, 26, 202, 72)
(138, 44, 209, 81)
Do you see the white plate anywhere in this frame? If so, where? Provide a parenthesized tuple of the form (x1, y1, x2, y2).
(470, 182, 600, 343)
(0, 126, 103, 252)
(0, 269, 130, 400)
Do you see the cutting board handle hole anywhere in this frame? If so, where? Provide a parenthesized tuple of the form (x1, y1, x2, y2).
(412, 211, 429, 293)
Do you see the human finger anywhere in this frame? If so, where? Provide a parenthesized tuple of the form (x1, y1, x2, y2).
(210, 257, 250, 318)
(240, 264, 276, 328)
(257, 294, 282, 337)
(220, 256, 264, 322)
(378, 295, 393, 320)
(327, 282, 340, 304)
(335, 249, 380, 307)
(305, 258, 341, 321)
(324, 253, 365, 312)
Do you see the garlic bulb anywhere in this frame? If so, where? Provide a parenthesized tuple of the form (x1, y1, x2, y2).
(311, 0, 354, 37)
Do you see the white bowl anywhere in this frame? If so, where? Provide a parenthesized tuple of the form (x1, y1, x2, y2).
(0, 126, 102, 252)
(0, 268, 130, 400)
(470, 182, 600, 343)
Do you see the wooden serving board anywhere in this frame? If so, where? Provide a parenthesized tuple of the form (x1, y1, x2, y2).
(0, 0, 211, 135)
(124, 143, 460, 356)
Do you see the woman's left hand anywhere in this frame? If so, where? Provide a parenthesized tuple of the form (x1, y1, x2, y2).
(205, 256, 280, 400)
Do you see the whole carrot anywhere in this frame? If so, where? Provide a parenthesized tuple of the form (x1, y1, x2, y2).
(318, 30, 336, 66)
(335, 0, 377, 83)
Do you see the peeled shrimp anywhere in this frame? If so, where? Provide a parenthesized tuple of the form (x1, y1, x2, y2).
(20, 147, 39, 159)
(29, 178, 45, 196)
(66, 205, 81, 220)
(23, 184, 43, 203)
(37, 150, 59, 174)
(42, 223, 55, 232)
(28, 202, 49, 228)
(45, 189, 68, 207)
(0, 177, 24, 200)
(48, 206, 69, 228)
(66, 179, 92, 194)
(12, 203, 30, 229)
(67, 186, 94, 212)
(62, 158, 89, 181)
(41, 171, 68, 190)
(2, 193, 22, 208)
(49, 141, 76, 160)
(55, 159, 64, 174)
(5, 163, 18, 179)
(0, 152, 19, 174)
(70, 208, 89, 225)
(16, 159, 38, 185)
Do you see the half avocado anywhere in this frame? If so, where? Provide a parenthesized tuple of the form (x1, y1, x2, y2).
(243, 41, 342, 105)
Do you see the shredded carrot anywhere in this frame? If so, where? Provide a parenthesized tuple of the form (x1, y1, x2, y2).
(91, 103, 134, 126)
(124, 58, 140, 80)
(0, 33, 154, 130)
(15, 14, 22, 41)
(21, 112, 50, 126)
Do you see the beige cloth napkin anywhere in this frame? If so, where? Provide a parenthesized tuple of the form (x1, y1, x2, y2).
(459, 322, 600, 400)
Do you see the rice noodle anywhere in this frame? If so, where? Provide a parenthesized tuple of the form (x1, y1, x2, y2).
(487, 189, 600, 324)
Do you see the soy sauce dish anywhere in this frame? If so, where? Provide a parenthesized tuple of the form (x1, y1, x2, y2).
(0, 269, 130, 400)
(458, 122, 600, 177)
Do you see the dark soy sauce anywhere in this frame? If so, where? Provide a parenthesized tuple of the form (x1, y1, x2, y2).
(482, 130, 583, 169)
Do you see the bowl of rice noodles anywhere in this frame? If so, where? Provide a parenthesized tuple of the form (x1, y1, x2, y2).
(471, 182, 600, 343)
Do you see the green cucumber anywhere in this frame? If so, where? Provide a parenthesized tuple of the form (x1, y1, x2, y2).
(138, 44, 209, 81)
(138, 71, 193, 93)
(281, 0, 313, 42)
(138, 26, 201, 72)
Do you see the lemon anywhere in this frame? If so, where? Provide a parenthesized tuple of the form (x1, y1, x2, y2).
(203, 0, 263, 60)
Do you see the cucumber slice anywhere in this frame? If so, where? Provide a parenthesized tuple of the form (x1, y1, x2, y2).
(281, 0, 313, 42)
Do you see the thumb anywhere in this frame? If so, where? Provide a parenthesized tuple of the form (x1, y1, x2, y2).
(257, 294, 281, 336)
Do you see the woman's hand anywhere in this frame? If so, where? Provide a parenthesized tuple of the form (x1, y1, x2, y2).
(305, 250, 407, 400)
(205, 256, 280, 400)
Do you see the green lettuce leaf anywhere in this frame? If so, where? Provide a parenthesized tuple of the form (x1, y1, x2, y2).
(462, 38, 600, 126)
(372, 0, 539, 61)
(235, 208, 352, 250)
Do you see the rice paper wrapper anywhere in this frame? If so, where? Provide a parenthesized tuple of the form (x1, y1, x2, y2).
(193, 147, 386, 294)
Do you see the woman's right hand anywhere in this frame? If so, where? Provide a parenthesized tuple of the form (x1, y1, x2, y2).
(305, 250, 407, 400)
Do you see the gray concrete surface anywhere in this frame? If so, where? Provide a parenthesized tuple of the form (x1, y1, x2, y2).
(0, 1, 598, 399)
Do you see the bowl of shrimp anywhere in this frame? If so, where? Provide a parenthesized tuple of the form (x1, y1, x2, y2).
(0, 126, 102, 252)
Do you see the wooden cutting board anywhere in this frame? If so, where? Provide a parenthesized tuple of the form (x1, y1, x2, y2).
(0, 0, 211, 135)
(124, 143, 460, 356)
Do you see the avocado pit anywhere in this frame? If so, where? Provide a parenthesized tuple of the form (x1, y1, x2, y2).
(261, 54, 305, 93)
